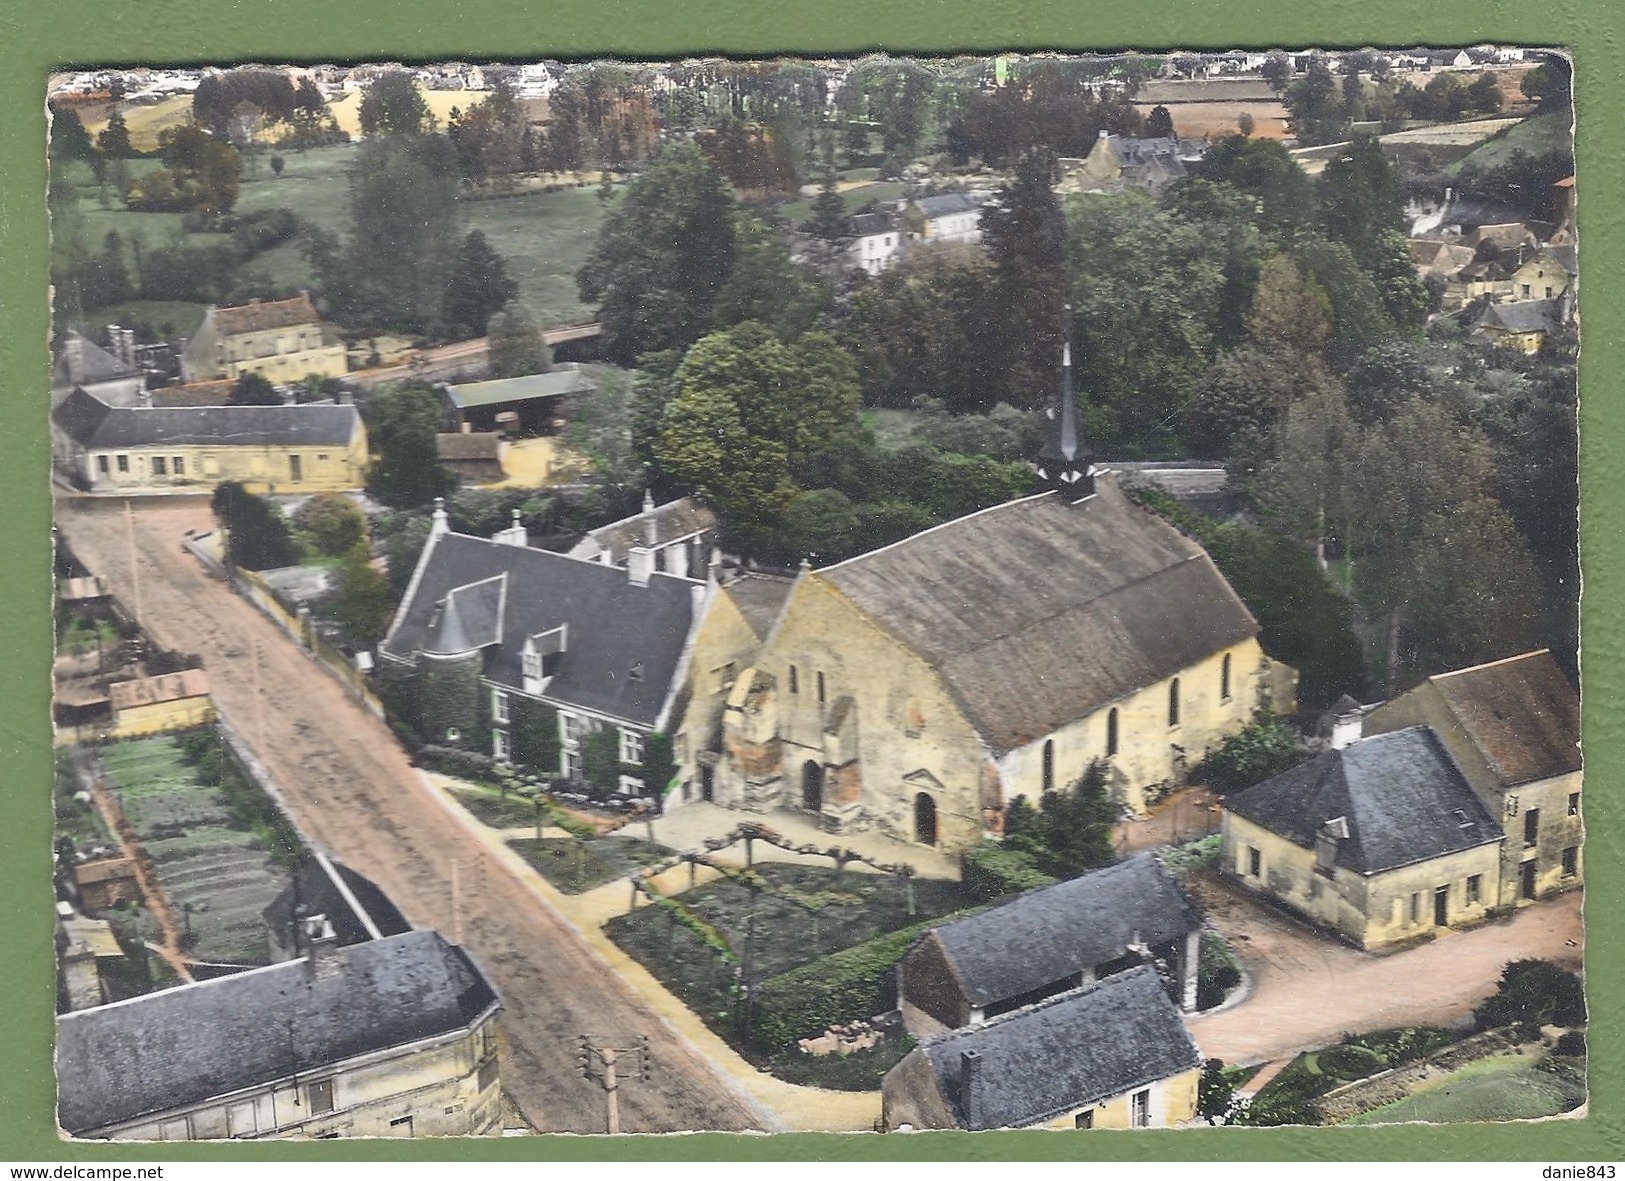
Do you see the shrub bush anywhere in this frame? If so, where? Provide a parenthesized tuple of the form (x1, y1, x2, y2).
(417, 744, 497, 781)
(751, 920, 937, 1052)
(1555, 1030, 1586, 1058)
(961, 841, 1056, 902)
(1475, 959, 1587, 1031)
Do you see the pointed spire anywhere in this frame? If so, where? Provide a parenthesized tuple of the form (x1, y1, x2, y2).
(1035, 303, 1095, 502)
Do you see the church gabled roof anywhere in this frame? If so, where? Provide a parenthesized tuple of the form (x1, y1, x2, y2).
(817, 477, 1257, 754)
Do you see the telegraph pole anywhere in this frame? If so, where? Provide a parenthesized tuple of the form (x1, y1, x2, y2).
(451, 859, 462, 944)
(578, 1035, 651, 1135)
(124, 498, 143, 626)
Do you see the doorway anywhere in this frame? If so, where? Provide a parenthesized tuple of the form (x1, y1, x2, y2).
(914, 792, 938, 846)
(801, 760, 823, 812)
(289, 454, 303, 483)
(1434, 885, 1449, 927)
(1521, 859, 1538, 901)
(700, 763, 715, 803)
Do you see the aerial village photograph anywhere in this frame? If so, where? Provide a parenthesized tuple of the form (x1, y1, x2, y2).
(43, 48, 1583, 1139)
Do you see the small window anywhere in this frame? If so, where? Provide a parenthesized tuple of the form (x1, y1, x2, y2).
(1168, 678, 1180, 727)
(620, 728, 644, 765)
(173, 456, 185, 475)
(1410, 892, 1422, 923)
(1220, 653, 1232, 701)
(96, 455, 110, 475)
(318, 453, 329, 463)
(1466, 874, 1482, 904)
(151, 456, 167, 476)
(492, 689, 510, 724)
(1545, 286, 1554, 298)
(523, 649, 542, 682)
(788, 665, 799, 695)
(1247, 846, 1261, 879)
(446, 726, 461, 744)
(1562, 846, 1579, 877)
(560, 713, 582, 742)
(308, 1079, 335, 1114)
(1568, 792, 1580, 817)
(1107, 708, 1119, 757)
(493, 729, 511, 762)
(618, 774, 645, 796)
(1041, 740, 1055, 794)
(1074, 1110, 1094, 1130)
(116, 454, 130, 473)
(1131, 1089, 1150, 1128)
(1524, 808, 1540, 848)
(817, 671, 826, 704)
(1521, 284, 1531, 297)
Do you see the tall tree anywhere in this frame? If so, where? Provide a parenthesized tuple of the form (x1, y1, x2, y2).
(576, 144, 737, 364)
(982, 149, 1067, 411)
(96, 111, 135, 158)
(212, 481, 296, 570)
(485, 303, 551, 377)
(442, 230, 518, 340)
(709, 211, 828, 340)
(1194, 135, 1315, 241)
(1144, 104, 1176, 139)
(333, 545, 394, 644)
(359, 71, 431, 137)
(365, 382, 456, 509)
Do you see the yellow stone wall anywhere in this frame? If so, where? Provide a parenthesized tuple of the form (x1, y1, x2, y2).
(1038, 1066, 1201, 1130)
(188, 317, 348, 383)
(1223, 811, 1504, 950)
(721, 573, 992, 853)
(103, 1021, 503, 1141)
(74, 430, 369, 495)
(999, 639, 1284, 814)
(673, 586, 766, 801)
(112, 695, 217, 739)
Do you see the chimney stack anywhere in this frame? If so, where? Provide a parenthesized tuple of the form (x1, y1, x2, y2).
(641, 489, 658, 548)
(628, 545, 655, 587)
(494, 508, 527, 547)
(1330, 700, 1364, 750)
(960, 1049, 983, 1130)
(430, 497, 450, 537)
(301, 914, 343, 982)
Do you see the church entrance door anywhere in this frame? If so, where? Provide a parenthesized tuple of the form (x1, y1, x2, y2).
(914, 792, 938, 846)
(802, 760, 823, 812)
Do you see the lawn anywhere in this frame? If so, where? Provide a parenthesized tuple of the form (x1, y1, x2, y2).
(96, 736, 293, 965)
(779, 180, 907, 223)
(452, 786, 548, 832)
(55, 139, 608, 333)
(1344, 1053, 1585, 1125)
(509, 834, 673, 894)
(1444, 108, 1573, 176)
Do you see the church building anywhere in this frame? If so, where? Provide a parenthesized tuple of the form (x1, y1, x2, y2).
(703, 335, 1296, 854)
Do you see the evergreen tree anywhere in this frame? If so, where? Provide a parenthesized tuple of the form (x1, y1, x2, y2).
(96, 111, 135, 158)
(230, 371, 283, 406)
(442, 230, 518, 340)
(805, 168, 853, 242)
(982, 148, 1067, 411)
(1145, 104, 1176, 139)
(486, 303, 551, 377)
(358, 71, 431, 137)
(1003, 760, 1117, 879)
(49, 106, 97, 162)
(212, 481, 296, 570)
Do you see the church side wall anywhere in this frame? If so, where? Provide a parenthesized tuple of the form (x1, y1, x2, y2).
(1001, 639, 1273, 815)
(672, 590, 763, 804)
(726, 575, 990, 854)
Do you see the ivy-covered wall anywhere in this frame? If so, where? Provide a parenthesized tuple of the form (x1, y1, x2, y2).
(417, 653, 483, 746)
(510, 695, 561, 775)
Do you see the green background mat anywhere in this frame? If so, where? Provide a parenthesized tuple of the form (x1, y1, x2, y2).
(1, 0, 1618, 1163)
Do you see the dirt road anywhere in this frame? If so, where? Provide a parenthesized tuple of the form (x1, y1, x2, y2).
(1186, 869, 1585, 1065)
(56, 495, 765, 1135)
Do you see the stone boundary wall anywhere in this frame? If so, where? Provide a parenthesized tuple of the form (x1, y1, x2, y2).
(1313, 1028, 1527, 1123)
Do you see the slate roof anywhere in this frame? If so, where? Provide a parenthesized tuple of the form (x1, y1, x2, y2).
(54, 331, 139, 387)
(851, 212, 897, 237)
(1226, 726, 1503, 874)
(262, 855, 413, 954)
(1535, 244, 1578, 277)
(443, 369, 595, 410)
(914, 193, 982, 219)
(817, 477, 1258, 753)
(1425, 651, 1581, 787)
(52, 387, 361, 450)
(56, 929, 499, 1135)
(1479, 298, 1563, 335)
(927, 854, 1201, 1007)
(568, 496, 718, 564)
(919, 965, 1201, 1130)
(211, 293, 323, 337)
(382, 532, 698, 726)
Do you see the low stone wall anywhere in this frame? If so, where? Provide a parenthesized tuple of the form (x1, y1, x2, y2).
(1313, 1028, 1527, 1123)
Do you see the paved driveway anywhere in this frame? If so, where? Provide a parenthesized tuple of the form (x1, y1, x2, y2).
(1185, 869, 1584, 1065)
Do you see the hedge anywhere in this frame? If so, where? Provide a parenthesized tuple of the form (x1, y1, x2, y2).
(961, 841, 1056, 902)
(751, 918, 940, 1052)
(417, 744, 497, 781)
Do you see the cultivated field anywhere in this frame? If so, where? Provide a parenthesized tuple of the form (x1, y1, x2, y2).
(96, 736, 290, 965)
(1135, 101, 1291, 140)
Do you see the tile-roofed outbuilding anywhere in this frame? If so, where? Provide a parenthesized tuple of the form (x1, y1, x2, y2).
(382, 531, 699, 727)
(56, 929, 499, 1135)
(913, 966, 1201, 1130)
(51, 387, 362, 450)
(107, 669, 209, 711)
(924, 853, 1201, 1009)
(210, 293, 323, 337)
(1225, 726, 1503, 874)
(816, 477, 1257, 754)
(436, 432, 504, 462)
(1419, 651, 1580, 788)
